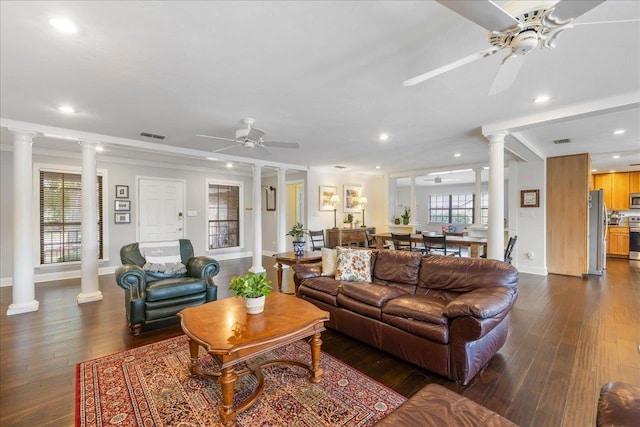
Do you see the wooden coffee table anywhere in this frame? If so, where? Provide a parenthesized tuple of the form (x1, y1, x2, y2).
(178, 293, 330, 426)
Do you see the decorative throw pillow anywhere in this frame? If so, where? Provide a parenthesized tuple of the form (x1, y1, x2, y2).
(138, 241, 182, 264)
(142, 262, 187, 275)
(321, 247, 338, 276)
(335, 247, 372, 282)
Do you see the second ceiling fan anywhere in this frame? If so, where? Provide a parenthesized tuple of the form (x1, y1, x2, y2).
(197, 118, 299, 154)
(404, 0, 637, 95)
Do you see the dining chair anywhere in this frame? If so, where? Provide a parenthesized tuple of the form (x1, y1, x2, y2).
(391, 233, 414, 251)
(309, 230, 326, 251)
(480, 235, 517, 263)
(422, 235, 461, 256)
(365, 229, 390, 249)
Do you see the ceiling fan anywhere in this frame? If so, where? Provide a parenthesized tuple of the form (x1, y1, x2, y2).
(404, 0, 638, 95)
(423, 176, 459, 184)
(196, 118, 300, 154)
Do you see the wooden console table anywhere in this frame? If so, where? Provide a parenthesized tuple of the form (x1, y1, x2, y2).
(326, 227, 375, 248)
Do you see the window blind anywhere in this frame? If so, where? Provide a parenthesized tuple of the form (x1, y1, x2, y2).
(39, 171, 103, 264)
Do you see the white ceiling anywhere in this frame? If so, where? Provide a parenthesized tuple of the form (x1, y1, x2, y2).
(1, 1, 639, 182)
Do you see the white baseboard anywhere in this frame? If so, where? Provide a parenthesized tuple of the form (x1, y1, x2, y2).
(517, 265, 548, 276)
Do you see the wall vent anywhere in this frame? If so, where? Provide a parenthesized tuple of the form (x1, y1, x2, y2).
(334, 165, 347, 169)
(552, 138, 572, 144)
(140, 132, 165, 140)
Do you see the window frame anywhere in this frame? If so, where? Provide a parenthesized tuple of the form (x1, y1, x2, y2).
(34, 164, 109, 267)
(205, 178, 244, 252)
(428, 192, 488, 225)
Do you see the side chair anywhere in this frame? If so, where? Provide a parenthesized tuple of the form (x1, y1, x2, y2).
(309, 230, 326, 251)
(422, 234, 461, 256)
(391, 233, 414, 251)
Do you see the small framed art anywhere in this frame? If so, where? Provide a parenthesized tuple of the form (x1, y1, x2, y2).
(115, 185, 129, 199)
(521, 189, 540, 208)
(319, 186, 337, 211)
(343, 184, 362, 213)
(114, 200, 130, 211)
(114, 213, 131, 224)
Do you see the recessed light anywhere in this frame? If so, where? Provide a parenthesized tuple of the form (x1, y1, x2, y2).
(49, 17, 77, 34)
(454, 153, 461, 158)
(375, 165, 381, 169)
(226, 162, 233, 168)
(613, 129, 625, 135)
(613, 155, 621, 159)
(609, 170, 616, 173)
(379, 133, 389, 142)
(207, 157, 218, 161)
(534, 95, 550, 103)
(95, 146, 104, 152)
(58, 105, 75, 113)
(592, 168, 598, 172)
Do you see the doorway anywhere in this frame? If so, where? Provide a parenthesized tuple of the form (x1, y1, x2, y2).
(138, 178, 186, 241)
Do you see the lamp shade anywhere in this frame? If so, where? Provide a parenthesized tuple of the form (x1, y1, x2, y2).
(358, 196, 368, 206)
(329, 194, 340, 206)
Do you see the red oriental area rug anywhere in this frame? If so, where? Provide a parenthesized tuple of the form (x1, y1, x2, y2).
(76, 335, 406, 426)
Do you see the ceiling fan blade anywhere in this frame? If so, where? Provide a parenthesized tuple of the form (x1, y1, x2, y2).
(436, 0, 521, 32)
(403, 47, 500, 86)
(264, 141, 300, 149)
(255, 145, 271, 156)
(549, 0, 605, 22)
(488, 52, 526, 96)
(247, 126, 266, 142)
(212, 144, 242, 153)
(573, 18, 640, 27)
(196, 134, 238, 143)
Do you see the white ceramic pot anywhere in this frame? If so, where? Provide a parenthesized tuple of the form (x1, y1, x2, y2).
(244, 295, 266, 315)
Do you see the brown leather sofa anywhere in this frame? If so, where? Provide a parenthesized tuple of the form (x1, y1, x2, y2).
(293, 249, 518, 385)
(597, 382, 640, 426)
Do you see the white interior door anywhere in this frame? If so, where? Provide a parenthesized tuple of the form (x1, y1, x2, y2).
(138, 178, 185, 241)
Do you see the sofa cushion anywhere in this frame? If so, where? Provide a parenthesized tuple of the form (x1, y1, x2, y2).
(340, 282, 407, 307)
(301, 275, 342, 296)
(373, 250, 422, 285)
(321, 247, 338, 276)
(382, 295, 448, 325)
(418, 255, 518, 292)
(335, 247, 373, 282)
(145, 277, 206, 301)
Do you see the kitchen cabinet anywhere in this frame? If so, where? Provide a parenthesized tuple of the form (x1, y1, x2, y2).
(593, 172, 629, 210)
(607, 227, 629, 257)
(630, 171, 640, 193)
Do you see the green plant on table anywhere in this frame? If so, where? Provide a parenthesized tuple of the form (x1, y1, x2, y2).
(401, 208, 411, 222)
(286, 222, 307, 242)
(229, 272, 272, 299)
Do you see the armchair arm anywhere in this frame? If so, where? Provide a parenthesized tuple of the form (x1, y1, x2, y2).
(187, 256, 220, 287)
(444, 287, 518, 320)
(115, 264, 146, 300)
(291, 262, 322, 279)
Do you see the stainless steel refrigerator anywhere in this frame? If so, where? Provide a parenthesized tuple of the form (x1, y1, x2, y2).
(587, 189, 607, 275)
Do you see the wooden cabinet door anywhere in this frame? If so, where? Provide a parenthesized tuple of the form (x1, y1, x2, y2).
(630, 171, 640, 193)
(593, 174, 612, 208)
(608, 228, 629, 256)
(611, 172, 630, 210)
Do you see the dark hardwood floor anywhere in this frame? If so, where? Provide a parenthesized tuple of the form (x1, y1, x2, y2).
(1, 256, 638, 426)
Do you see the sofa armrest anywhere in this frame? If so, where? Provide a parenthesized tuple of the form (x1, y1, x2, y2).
(187, 256, 220, 287)
(115, 264, 146, 299)
(444, 287, 517, 319)
(292, 262, 322, 289)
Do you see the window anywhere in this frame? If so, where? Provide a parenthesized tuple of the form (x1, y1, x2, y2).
(207, 183, 240, 249)
(40, 171, 103, 264)
(428, 192, 488, 224)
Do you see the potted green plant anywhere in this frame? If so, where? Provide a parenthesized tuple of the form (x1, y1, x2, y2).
(401, 208, 411, 225)
(286, 222, 307, 256)
(229, 272, 272, 314)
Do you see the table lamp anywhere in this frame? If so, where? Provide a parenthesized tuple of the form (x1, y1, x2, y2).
(359, 196, 368, 227)
(329, 194, 340, 229)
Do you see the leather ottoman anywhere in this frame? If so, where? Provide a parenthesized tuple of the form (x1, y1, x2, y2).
(374, 383, 517, 427)
(597, 382, 640, 426)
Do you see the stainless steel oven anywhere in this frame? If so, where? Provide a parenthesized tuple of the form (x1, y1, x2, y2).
(629, 216, 640, 260)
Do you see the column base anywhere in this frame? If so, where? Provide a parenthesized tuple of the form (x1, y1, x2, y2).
(272, 263, 290, 269)
(77, 291, 104, 304)
(249, 266, 266, 274)
(7, 300, 39, 316)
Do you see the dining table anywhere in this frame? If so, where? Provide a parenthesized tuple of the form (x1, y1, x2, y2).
(371, 233, 488, 258)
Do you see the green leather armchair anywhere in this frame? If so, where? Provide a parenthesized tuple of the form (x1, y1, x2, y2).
(115, 239, 219, 335)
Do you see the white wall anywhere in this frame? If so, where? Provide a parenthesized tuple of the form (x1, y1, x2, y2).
(0, 146, 255, 285)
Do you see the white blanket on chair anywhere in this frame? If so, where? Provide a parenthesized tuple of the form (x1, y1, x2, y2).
(138, 241, 182, 264)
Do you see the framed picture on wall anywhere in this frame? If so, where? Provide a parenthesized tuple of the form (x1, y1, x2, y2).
(319, 186, 337, 211)
(521, 189, 540, 207)
(114, 200, 130, 211)
(115, 185, 129, 199)
(114, 213, 131, 224)
(343, 184, 361, 213)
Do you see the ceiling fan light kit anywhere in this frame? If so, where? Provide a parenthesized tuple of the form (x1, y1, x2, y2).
(404, 0, 619, 95)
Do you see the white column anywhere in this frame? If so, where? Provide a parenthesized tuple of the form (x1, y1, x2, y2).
(410, 175, 416, 226)
(77, 141, 103, 304)
(487, 131, 508, 260)
(7, 129, 39, 315)
(276, 168, 287, 254)
(249, 165, 265, 273)
(473, 167, 483, 225)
